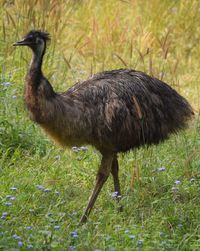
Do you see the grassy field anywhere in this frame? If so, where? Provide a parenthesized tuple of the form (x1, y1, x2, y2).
(0, 0, 200, 250)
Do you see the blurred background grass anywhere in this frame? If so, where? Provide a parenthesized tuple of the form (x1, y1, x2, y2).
(1, 0, 200, 108)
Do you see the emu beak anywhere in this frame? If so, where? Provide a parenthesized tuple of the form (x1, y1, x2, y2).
(13, 38, 32, 46)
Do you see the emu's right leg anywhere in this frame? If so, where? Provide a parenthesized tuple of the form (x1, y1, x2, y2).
(80, 153, 114, 223)
(111, 156, 121, 197)
(111, 156, 123, 212)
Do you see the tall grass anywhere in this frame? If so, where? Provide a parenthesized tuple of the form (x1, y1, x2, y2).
(0, 0, 200, 250)
(1, 0, 200, 107)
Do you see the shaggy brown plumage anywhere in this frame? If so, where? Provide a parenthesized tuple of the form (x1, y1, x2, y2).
(14, 30, 194, 223)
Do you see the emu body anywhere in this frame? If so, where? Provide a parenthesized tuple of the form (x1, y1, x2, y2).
(14, 30, 193, 223)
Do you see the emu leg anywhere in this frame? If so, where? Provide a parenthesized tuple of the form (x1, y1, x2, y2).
(111, 156, 123, 211)
(80, 154, 114, 223)
(111, 156, 121, 197)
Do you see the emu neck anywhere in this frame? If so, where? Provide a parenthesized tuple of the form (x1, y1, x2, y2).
(25, 45, 57, 124)
(29, 48, 45, 77)
(26, 44, 55, 99)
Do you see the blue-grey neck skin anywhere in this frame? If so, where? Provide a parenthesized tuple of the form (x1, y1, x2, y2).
(29, 38, 46, 74)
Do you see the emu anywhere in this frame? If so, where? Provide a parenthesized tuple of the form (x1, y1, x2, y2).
(13, 30, 193, 223)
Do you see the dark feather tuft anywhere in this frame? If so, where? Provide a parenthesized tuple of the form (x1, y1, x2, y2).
(25, 30, 50, 41)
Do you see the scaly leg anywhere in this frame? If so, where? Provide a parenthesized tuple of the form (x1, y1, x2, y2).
(111, 156, 121, 197)
(80, 153, 114, 223)
(111, 156, 122, 212)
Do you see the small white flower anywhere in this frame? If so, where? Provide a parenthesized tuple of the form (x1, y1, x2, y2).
(35, 185, 45, 190)
(10, 187, 17, 191)
(5, 202, 12, 206)
(111, 191, 118, 198)
(80, 146, 88, 152)
(171, 187, 179, 191)
(44, 188, 51, 192)
(136, 239, 144, 245)
(71, 146, 79, 153)
(2, 82, 12, 87)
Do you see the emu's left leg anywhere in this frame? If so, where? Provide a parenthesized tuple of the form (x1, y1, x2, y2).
(80, 153, 114, 223)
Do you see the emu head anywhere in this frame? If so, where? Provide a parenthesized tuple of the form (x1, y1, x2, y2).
(13, 30, 50, 56)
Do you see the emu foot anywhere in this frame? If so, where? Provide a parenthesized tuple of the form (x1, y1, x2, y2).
(111, 191, 123, 212)
(79, 214, 88, 224)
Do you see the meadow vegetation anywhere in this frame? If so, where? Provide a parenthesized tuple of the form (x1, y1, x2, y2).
(0, 0, 200, 250)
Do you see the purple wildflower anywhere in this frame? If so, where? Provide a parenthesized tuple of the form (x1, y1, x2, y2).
(13, 234, 21, 240)
(160, 231, 164, 237)
(162, 240, 167, 247)
(71, 231, 78, 238)
(25, 226, 32, 230)
(69, 246, 76, 250)
(158, 167, 166, 171)
(18, 241, 23, 247)
(27, 244, 33, 249)
(1, 212, 8, 220)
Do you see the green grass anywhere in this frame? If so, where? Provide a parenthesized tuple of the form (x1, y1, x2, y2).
(0, 0, 200, 250)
